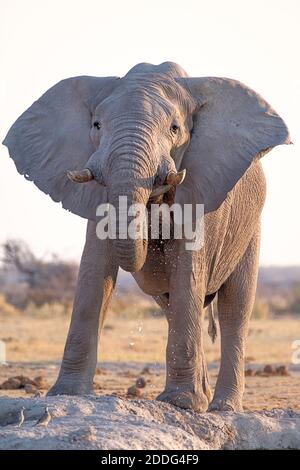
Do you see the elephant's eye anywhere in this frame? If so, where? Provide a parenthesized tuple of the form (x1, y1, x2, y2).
(171, 124, 179, 134)
(93, 121, 101, 130)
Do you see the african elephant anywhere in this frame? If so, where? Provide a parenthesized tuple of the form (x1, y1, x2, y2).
(3, 62, 290, 412)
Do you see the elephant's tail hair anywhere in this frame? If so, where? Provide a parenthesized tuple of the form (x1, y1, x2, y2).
(208, 303, 217, 343)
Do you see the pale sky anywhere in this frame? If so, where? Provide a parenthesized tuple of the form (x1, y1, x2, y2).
(0, 0, 299, 265)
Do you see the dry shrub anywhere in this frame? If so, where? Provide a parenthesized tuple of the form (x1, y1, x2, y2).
(1, 239, 78, 309)
(23, 302, 71, 318)
(0, 294, 20, 316)
(109, 294, 160, 319)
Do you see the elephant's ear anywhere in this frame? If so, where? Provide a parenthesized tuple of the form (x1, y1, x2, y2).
(3, 76, 119, 220)
(176, 77, 291, 212)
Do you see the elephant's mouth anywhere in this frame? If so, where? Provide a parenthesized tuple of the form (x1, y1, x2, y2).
(67, 166, 186, 272)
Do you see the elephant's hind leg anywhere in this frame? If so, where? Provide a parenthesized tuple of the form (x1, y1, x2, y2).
(48, 221, 118, 396)
(209, 226, 260, 412)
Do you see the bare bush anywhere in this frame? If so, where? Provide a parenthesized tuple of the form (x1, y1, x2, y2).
(1, 239, 78, 310)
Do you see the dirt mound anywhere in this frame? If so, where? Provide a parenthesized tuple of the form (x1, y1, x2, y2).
(0, 396, 299, 450)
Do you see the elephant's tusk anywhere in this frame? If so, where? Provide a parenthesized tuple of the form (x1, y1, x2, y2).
(149, 169, 186, 199)
(166, 169, 186, 186)
(67, 168, 94, 183)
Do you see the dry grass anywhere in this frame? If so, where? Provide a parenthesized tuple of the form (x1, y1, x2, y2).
(0, 295, 20, 316)
(0, 294, 298, 365)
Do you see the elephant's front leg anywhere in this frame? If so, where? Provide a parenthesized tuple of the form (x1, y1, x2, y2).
(157, 243, 211, 412)
(48, 221, 117, 396)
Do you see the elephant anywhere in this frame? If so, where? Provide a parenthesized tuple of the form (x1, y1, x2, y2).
(3, 62, 290, 412)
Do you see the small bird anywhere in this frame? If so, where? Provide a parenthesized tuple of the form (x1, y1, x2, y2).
(16, 407, 25, 427)
(35, 406, 52, 427)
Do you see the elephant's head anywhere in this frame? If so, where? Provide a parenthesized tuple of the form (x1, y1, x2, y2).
(3, 62, 290, 272)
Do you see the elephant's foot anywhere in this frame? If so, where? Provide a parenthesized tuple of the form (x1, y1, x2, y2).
(47, 376, 94, 396)
(156, 388, 209, 412)
(208, 394, 243, 412)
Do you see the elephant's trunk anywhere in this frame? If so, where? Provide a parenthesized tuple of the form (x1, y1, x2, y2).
(108, 175, 150, 272)
(106, 129, 155, 272)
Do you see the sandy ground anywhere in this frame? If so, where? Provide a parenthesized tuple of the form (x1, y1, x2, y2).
(0, 312, 299, 449)
(0, 313, 299, 410)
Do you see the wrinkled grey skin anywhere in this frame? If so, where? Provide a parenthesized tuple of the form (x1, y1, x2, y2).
(3, 62, 290, 412)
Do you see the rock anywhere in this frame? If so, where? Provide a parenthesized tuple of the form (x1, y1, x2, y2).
(25, 384, 37, 394)
(1, 375, 49, 390)
(0, 378, 22, 390)
(136, 377, 146, 388)
(127, 385, 142, 397)
(9, 378, 22, 389)
(1, 337, 13, 343)
(93, 382, 102, 390)
(245, 368, 254, 377)
(0, 375, 49, 393)
(33, 376, 49, 389)
(141, 366, 151, 374)
(245, 356, 256, 362)
(14, 376, 36, 387)
(276, 365, 289, 376)
(263, 365, 276, 375)
(95, 367, 107, 375)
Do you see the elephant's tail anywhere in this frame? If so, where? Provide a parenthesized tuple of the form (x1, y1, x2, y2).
(208, 303, 217, 343)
